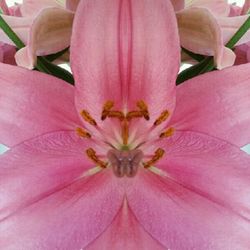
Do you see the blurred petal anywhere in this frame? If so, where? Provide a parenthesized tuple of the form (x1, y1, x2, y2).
(242, 0, 250, 15)
(126, 170, 250, 249)
(0, 131, 123, 249)
(170, 63, 250, 147)
(0, 0, 9, 15)
(71, 0, 179, 124)
(186, 0, 230, 16)
(20, 0, 61, 16)
(86, 202, 165, 250)
(0, 43, 16, 65)
(16, 7, 74, 69)
(170, 0, 184, 11)
(0, 63, 80, 147)
(66, 0, 80, 11)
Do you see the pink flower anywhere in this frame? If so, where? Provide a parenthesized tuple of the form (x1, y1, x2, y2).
(1, 0, 250, 249)
(176, 0, 250, 69)
(0, 0, 76, 69)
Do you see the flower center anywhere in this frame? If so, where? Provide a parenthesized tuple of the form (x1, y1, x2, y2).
(76, 100, 174, 177)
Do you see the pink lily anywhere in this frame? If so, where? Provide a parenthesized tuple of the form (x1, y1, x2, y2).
(176, 0, 250, 69)
(1, 0, 250, 249)
(0, 0, 74, 69)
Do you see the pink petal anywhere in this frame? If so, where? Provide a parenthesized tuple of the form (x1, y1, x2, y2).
(170, 0, 184, 11)
(242, 0, 250, 15)
(66, 0, 80, 11)
(218, 15, 250, 46)
(126, 170, 250, 249)
(16, 7, 74, 69)
(177, 7, 236, 69)
(0, 0, 10, 15)
(0, 14, 31, 45)
(0, 131, 124, 249)
(0, 63, 80, 147)
(156, 130, 250, 219)
(71, 0, 179, 124)
(86, 202, 165, 250)
(20, 0, 62, 16)
(170, 63, 250, 147)
(0, 43, 16, 65)
(186, 0, 230, 17)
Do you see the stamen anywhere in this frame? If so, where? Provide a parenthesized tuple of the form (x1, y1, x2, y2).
(86, 148, 107, 168)
(143, 148, 165, 168)
(160, 127, 175, 138)
(122, 120, 129, 145)
(81, 110, 97, 126)
(101, 101, 114, 120)
(106, 111, 125, 121)
(126, 111, 144, 121)
(137, 100, 150, 120)
(76, 127, 91, 138)
(154, 110, 169, 126)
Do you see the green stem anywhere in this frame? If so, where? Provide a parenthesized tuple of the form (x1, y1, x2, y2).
(181, 47, 205, 62)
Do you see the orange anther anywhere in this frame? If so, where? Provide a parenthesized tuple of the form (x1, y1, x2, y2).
(107, 111, 125, 121)
(126, 111, 144, 121)
(154, 110, 169, 126)
(160, 127, 175, 138)
(76, 127, 91, 138)
(101, 101, 114, 120)
(137, 100, 150, 120)
(143, 148, 165, 168)
(81, 110, 97, 126)
(86, 148, 107, 168)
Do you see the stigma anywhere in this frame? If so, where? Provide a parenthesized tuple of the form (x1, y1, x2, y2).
(76, 100, 175, 178)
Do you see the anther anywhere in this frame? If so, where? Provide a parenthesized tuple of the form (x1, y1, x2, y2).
(81, 110, 97, 126)
(101, 101, 114, 120)
(160, 127, 175, 138)
(106, 111, 125, 121)
(126, 111, 144, 121)
(76, 127, 91, 138)
(154, 110, 169, 126)
(143, 148, 165, 168)
(137, 100, 150, 120)
(86, 148, 107, 168)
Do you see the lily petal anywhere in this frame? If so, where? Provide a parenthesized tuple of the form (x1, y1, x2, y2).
(170, 63, 250, 147)
(16, 7, 74, 69)
(0, 131, 124, 249)
(170, 0, 184, 11)
(126, 169, 250, 249)
(186, 0, 230, 17)
(86, 201, 165, 250)
(177, 7, 235, 69)
(218, 15, 250, 46)
(20, 0, 62, 16)
(66, 0, 80, 11)
(71, 0, 179, 124)
(0, 0, 10, 15)
(242, 0, 250, 15)
(0, 63, 80, 147)
(156, 131, 250, 219)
